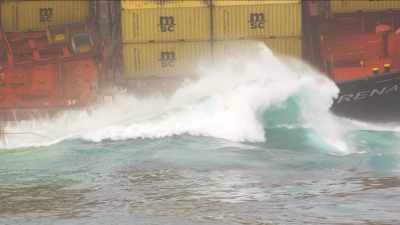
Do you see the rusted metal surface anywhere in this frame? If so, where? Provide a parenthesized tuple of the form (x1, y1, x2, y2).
(0, 25, 98, 121)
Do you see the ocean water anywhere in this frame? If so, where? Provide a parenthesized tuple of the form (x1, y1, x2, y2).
(1, 43, 400, 225)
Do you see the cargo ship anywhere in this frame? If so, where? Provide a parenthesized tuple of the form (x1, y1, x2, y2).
(0, 1, 101, 123)
(1, 0, 400, 123)
(303, 0, 400, 122)
(0, 24, 98, 121)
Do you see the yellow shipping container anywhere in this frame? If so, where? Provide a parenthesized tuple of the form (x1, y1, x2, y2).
(1, 0, 89, 32)
(0, 2, 16, 32)
(213, 37, 302, 60)
(212, 0, 301, 40)
(123, 42, 211, 78)
(121, 0, 211, 43)
(121, 0, 209, 9)
(330, 0, 400, 14)
(264, 38, 302, 58)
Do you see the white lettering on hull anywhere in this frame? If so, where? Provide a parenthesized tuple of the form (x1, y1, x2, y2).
(370, 87, 387, 97)
(336, 84, 400, 104)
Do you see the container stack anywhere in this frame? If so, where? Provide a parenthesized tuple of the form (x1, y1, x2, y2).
(121, 0, 212, 82)
(211, 0, 302, 60)
(121, 0, 303, 83)
(1, 0, 89, 32)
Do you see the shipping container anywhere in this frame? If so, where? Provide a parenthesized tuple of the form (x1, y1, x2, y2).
(212, 0, 301, 40)
(121, 0, 209, 9)
(330, 0, 400, 14)
(1, 2, 16, 32)
(1, 0, 90, 32)
(121, 0, 211, 43)
(264, 37, 302, 58)
(213, 37, 302, 60)
(125, 77, 185, 96)
(123, 41, 211, 78)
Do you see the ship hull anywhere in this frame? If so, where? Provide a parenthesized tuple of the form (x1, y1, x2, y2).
(331, 71, 400, 122)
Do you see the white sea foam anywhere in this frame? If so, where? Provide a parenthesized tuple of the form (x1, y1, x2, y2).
(1, 41, 353, 154)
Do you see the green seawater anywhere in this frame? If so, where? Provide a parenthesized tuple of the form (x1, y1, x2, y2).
(1, 104, 400, 225)
(1, 133, 400, 225)
(1, 44, 399, 225)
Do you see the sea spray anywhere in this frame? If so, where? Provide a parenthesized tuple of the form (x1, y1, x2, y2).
(284, 58, 350, 153)
(1, 93, 171, 148)
(2, 41, 349, 153)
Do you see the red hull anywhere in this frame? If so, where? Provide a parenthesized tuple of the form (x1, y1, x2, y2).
(0, 28, 98, 121)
